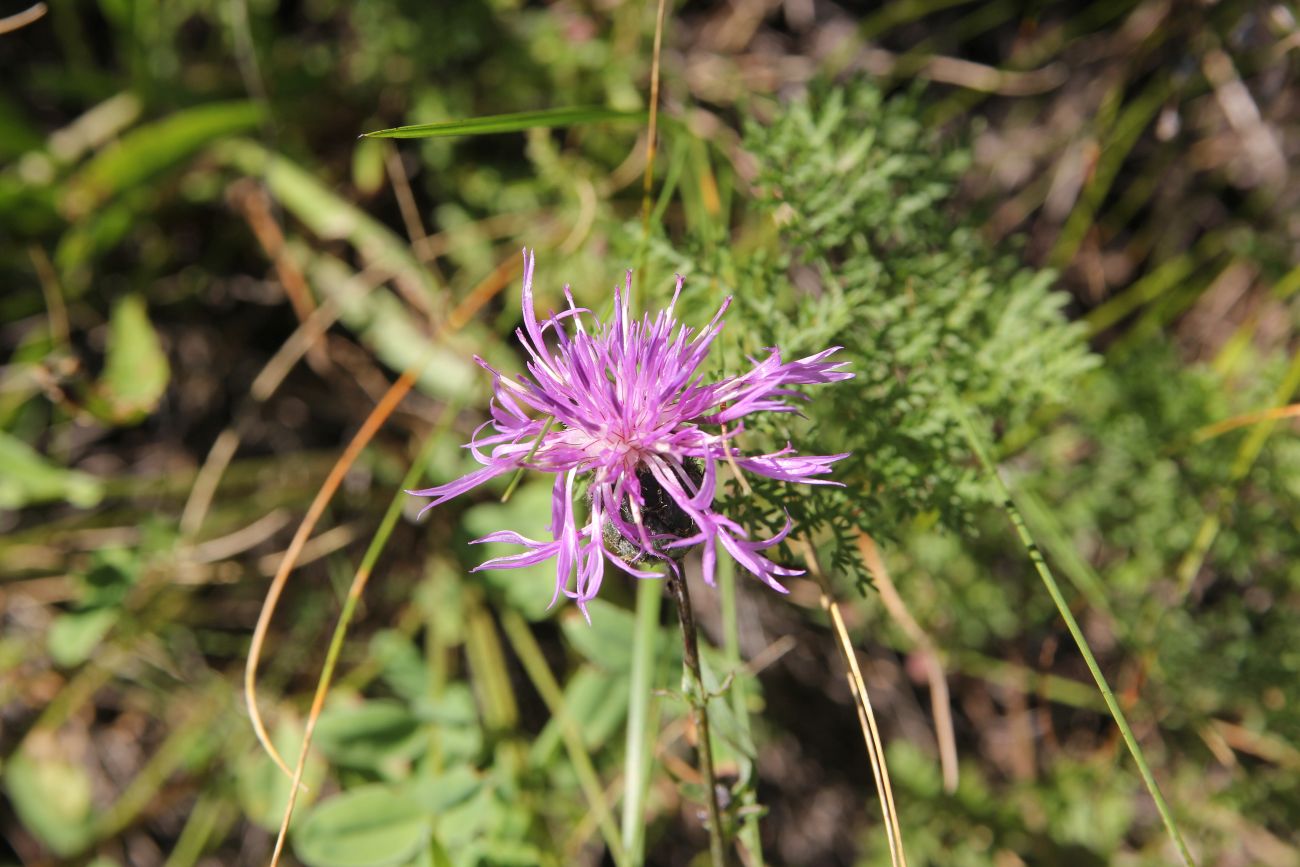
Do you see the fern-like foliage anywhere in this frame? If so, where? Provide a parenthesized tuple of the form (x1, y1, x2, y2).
(644, 83, 1097, 582)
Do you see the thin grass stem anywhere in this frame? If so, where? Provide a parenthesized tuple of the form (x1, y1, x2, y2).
(621, 575, 662, 864)
(500, 609, 630, 867)
(795, 537, 908, 867)
(0, 2, 46, 35)
(856, 531, 958, 794)
(639, 0, 670, 238)
(267, 427, 443, 867)
(947, 389, 1197, 867)
(244, 351, 429, 780)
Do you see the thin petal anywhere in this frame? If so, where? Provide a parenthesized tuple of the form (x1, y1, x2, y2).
(408, 463, 514, 515)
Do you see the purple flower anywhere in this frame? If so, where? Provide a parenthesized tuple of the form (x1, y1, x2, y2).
(410, 250, 852, 619)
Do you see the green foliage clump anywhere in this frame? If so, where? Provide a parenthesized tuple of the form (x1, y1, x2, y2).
(649, 83, 1096, 578)
(1025, 344, 1300, 742)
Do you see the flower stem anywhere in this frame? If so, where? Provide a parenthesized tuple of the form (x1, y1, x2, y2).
(667, 570, 729, 867)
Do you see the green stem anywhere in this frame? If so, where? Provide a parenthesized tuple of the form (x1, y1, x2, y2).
(719, 556, 764, 866)
(667, 570, 729, 867)
(499, 609, 629, 867)
(621, 575, 662, 863)
(501, 415, 555, 503)
(949, 391, 1197, 867)
(163, 791, 227, 867)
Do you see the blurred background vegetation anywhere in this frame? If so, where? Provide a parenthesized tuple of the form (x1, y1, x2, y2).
(2, 0, 1299, 865)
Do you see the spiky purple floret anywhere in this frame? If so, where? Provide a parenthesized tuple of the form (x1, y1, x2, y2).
(410, 250, 853, 620)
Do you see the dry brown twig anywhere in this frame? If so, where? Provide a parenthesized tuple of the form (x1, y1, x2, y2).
(856, 531, 959, 794)
(252, 253, 523, 867)
(793, 535, 909, 867)
(0, 2, 45, 35)
(230, 180, 331, 374)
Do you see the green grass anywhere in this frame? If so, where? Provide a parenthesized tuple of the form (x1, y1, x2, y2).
(3, 1, 1298, 865)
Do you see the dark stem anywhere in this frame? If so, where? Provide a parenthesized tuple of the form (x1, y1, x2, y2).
(667, 570, 729, 867)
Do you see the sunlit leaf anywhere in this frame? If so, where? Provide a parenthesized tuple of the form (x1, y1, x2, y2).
(0, 430, 102, 509)
(410, 766, 483, 815)
(86, 294, 170, 426)
(467, 839, 545, 865)
(527, 666, 628, 769)
(462, 480, 557, 620)
(419, 683, 482, 764)
(47, 608, 118, 668)
(362, 106, 645, 139)
(61, 100, 264, 217)
(371, 630, 427, 703)
(4, 746, 96, 857)
(560, 598, 678, 674)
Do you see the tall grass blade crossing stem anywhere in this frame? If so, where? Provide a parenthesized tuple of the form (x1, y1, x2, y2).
(947, 388, 1198, 867)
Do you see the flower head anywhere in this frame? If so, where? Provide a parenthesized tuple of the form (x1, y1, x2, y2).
(410, 250, 852, 619)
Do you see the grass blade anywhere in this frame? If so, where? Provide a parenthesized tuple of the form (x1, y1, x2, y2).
(500, 609, 629, 867)
(947, 389, 1197, 866)
(794, 536, 908, 867)
(261, 369, 439, 867)
(363, 107, 646, 140)
(620, 575, 662, 864)
(718, 556, 765, 866)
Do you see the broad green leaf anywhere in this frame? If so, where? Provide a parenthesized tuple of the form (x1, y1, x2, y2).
(213, 140, 431, 296)
(46, 548, 142, 668)
(362, 106, 645, 139)
(4, 746, 96, 857)
(313, 699, 426, 776)
(47, 607, 118, 668)
(86, 294, 170, 425)
(293, 785, 431, 867)
(465, 839, 545, 866)
(420, 684, 482, 765)
(306, 253, 477, 403)
(75, 548, 139, 608)
(431, 784, 494, 852)
(371, 630, 427, 703)
(0, 431, 102, 509)
(53, 197, 141, 292)
(409, 765, 483, 815)
(561, 598, 635, 671)
(560, 598, 678, 673)
(212, 141, 484, 402)
(352, 137, 386, 194)
(61, 101, 264, 217)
